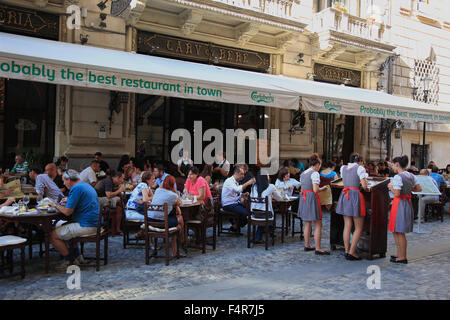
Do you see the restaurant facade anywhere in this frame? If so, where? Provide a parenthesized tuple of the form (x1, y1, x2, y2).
(0, 0, 449, 170)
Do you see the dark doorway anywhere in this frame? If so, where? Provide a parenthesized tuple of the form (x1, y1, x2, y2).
(135, 95, 265, 165)
(1, 79, 56, 167)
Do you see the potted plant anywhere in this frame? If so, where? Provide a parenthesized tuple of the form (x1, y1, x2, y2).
(333, 1, 348, 13)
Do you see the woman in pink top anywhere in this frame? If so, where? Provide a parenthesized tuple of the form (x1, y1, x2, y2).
(184, 166, 212, 203)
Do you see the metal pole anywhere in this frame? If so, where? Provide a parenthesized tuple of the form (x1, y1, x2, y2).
(422, 121, 426, 169)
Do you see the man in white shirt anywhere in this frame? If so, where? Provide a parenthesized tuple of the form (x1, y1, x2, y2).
(221, 166, 255, 231)
(79, 160, 100, 187)
(177, 149, 193, 177)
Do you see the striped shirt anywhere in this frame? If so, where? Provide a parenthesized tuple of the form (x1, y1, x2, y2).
(11, 161, 29, 174)
(35, 174, 64, 202)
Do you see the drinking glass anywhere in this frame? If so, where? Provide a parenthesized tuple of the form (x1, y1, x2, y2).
(23, 194, 30, 210)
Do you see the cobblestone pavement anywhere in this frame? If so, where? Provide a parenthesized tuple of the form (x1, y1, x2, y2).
(1, 206, 449, 300)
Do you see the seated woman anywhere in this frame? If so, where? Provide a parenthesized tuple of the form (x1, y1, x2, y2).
(443, 164, 450, 181)
(125, 171, 154, 221)
(367, 162, 378, 177)
(250, 171, 283, 243)
(320, 161, 338, 180)
(184, 166, 212, 204)
(148, 175, 183, 256)
(275, 167, 300, 197)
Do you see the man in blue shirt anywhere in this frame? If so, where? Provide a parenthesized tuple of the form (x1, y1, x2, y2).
(49, 169, 99, 270)
(152, 164, 176, 190)
(430, 166, 446, 188)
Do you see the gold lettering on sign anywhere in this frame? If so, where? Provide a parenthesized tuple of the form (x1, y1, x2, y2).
(227, 50, 233, 62)
(176, 40, 183, 54)
(194, 44, 201, 56)
(23, 13, 33, 29)
(137, 32, 270, 72)
(185, 42, 193, 55)
(166, 40, 173, 51)
(236, 52, 242, 63)
(7, 10, 17, 25)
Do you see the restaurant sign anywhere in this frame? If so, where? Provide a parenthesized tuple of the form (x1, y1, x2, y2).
(0, 4, 59, 40)
(0, 57, 298, 110)
(314, 63, 361, 87)
(302, 96, 450, 124)
(137, 32, 270, 72)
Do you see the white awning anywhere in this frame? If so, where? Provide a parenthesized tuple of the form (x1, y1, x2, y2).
(0, 32, 299, 110)
(1, 32, 449, 123)
(276, 75, 450, 124)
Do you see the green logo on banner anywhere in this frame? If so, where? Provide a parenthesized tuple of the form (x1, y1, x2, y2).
(324, 100, 342, 112)
(251, 91, 274, 104)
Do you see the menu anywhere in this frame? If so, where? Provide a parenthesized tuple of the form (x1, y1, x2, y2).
(413, 176, 441, 196)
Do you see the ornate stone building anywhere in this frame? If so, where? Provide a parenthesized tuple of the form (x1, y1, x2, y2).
(0, 0, 449, 169)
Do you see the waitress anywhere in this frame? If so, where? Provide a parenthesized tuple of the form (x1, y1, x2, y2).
(388, 155, 421, 264)
(336, 152, 368, 261)
(297, 153, 329, 255)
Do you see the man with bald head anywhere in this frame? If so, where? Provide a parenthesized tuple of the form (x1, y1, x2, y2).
(45, 163, 67, 194)
(418, 169, 440, 222)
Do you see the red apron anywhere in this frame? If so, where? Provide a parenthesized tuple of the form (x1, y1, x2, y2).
(388, 194, 411, 233)
(342, 187, 366, 217)
(300, 190, 323, 219)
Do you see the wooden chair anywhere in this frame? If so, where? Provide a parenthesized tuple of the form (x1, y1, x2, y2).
(246, 196, 275, 250)
(143, 203, 180, 266)
(121, 194, 146, 248)
(0, 235, 26, 279)
(70, 205, 110, 271)
(218, 193, 248, 236)
(175, 177, 186, 194)
(425, 186, 445, 222)
(184, 197, 218, 254)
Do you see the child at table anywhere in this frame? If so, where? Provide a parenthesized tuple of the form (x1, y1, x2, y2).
(388, 155, 421, 264)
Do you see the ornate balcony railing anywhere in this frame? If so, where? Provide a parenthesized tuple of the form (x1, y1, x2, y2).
(209, 0, 302, 22)
(312, 7, 391, 44)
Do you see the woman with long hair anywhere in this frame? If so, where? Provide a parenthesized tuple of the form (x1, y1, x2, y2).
(297, 154, 329, 255)
(336, 152, 368, 260)
(388, 155, 421, 264)
(148, 175, 184, 256)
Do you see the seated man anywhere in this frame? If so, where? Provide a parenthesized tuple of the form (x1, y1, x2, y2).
(152, 164, 177, 190)
(430, 166, 446, 188)
(10, 154, 29, 177)
(95, 170, 125, 236)
(418, 169, 440, 222)
(29, 166, 64, 202)
(45, 163, 67, 195)
(221, 166, 255, 231)
(79, 160, 100, 187)
(49, 170, 99, 270)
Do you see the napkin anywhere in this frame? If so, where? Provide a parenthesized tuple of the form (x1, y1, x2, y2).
(0, 206, 19, 214)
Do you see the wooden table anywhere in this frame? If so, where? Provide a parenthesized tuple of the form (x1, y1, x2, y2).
(330, 177, 390, 260)
(0, 209, 65, 273)
(274, 196, 299, 243)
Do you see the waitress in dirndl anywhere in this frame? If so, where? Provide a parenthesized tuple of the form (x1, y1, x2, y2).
(336, 152, 369, 261)
(388, 155, 421, 264)
(297, 153, 329, 255)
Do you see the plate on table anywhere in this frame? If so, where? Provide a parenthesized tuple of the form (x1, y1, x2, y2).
(36, 205, 50, 211)
(182, 199, 193, 205)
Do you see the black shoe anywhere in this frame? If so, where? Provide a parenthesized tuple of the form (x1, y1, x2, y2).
(345, 254, 362, 261)
(304, 247, 315, 252)
(315, 250, 330, 255)
(390, 255, 397, 262)
(391, 259, 408, 264)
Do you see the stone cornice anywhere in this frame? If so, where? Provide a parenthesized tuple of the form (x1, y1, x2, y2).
(163, 0, 307, 33)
